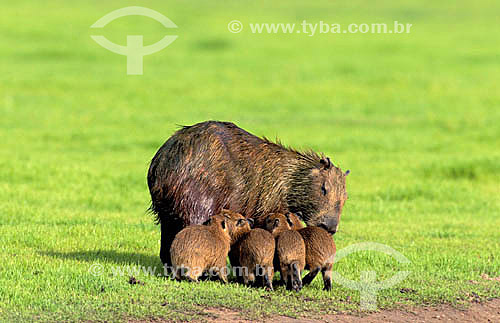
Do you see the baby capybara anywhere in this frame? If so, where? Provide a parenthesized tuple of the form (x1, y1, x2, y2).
(265, 213, 306, 292)
(285, 213, 336, 291)
(170, 210, 249, 283)
(229, 227, 275, 291)
(147, 121, 349, 267)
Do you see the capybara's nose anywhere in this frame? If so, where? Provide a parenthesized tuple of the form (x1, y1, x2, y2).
(319, 217, 338, 234)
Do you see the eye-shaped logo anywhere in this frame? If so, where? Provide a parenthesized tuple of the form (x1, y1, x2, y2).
(331, 242, 411, 310)
(91, 6, 178, 75)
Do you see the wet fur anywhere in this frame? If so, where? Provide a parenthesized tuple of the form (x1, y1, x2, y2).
(147, 121, 348, 266)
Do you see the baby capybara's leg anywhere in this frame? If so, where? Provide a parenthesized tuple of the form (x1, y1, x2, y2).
(281, 264, 292, 290)
(302, 267, 321, 286)
(322, 263, 333, 291)
(172, 267, 181, 281)
(214, 258, 228, 283)
(263, 266, 274, 291)
(290, 262, 303, 292)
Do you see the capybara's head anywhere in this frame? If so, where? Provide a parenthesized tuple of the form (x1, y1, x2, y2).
(215, 209, 252, 244)
(264, 213, 292, 238)
(204, 213, 232, 242)
(287, 156, 349, 234)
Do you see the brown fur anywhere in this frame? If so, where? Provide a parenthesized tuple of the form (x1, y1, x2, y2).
(229, 228, 275, 290)
(298, 226, 336, 291)
(283, 212, 336, 290)
(204, 209, 251, 245)
(170, 211, 249, 283)
(147, 121, 348, 267)
(264, 213, 306, 291)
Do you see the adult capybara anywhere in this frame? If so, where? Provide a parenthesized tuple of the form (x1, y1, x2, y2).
(148, 120, 349, 267)
(170, 211, 249, 282)
(264, 213, 306, 291)
(284, 212, 336, 290)
(229, 228, 275, 291)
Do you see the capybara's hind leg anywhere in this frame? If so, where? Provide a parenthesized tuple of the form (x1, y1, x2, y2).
(214, 258, 228, 283)
(263, 266, 274, 291)
(281, 265, 292, 290)
(302, 267, 321, 286)
(173, 267, 182, 281)
(290, 262, 303, 292)
(160, 219, 182, 273)
(322, 263, 333, 291)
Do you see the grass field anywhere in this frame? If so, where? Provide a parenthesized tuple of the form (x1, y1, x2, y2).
(1, 0, 499, 321)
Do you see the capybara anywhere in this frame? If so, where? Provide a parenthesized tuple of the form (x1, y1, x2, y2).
(265, 213, 306, 291)
(229, 228, 275, 290)
(170, 211, 249, 282)
(147, 120, 349, 267)
(284, 213, 336, 290)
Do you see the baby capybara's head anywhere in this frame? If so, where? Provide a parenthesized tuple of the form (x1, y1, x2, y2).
(264, 213, 292, 238)
(214, 209, 252, 244)
(284, 212, 305, 230)
(287, 156, 349, 234)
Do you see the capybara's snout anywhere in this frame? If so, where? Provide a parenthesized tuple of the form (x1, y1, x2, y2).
(318, 215, 338, 234)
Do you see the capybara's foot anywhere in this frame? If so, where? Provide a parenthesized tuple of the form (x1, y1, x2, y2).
(264, 274, 273, 291)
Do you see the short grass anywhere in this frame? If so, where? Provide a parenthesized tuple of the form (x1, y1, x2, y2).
(1, 0, 499, 321)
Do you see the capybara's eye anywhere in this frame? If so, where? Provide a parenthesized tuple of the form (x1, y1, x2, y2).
(321, 183, 328, 196)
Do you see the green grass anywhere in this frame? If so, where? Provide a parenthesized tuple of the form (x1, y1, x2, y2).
(1, 0, 499, 321)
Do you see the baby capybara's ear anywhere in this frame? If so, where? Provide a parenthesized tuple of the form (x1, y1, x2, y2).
(273, 218, 280, 229)
(246, 218, 254, 228)
(284, 213, 294, 227)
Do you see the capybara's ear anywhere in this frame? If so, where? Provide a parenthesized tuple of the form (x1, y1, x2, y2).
(295, 211, 304, 221)
(237, 219, 248, 227)
(273, 218, 280, 229)
(284, 213, 294, 227)
(246, 218, 254, 228)
(320, 157, 332, 170)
